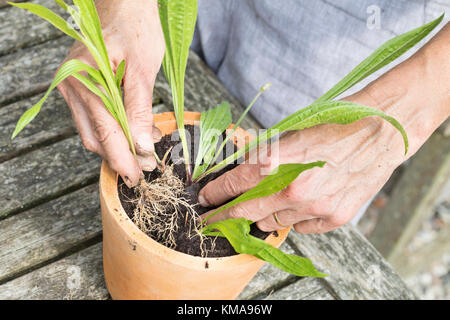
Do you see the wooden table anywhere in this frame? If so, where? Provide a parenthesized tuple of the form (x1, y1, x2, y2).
(0, 0, 416, 300)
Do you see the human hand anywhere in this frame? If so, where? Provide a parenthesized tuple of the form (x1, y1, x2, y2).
(57, 0, 164, 187)
(198, 92, 407, 234)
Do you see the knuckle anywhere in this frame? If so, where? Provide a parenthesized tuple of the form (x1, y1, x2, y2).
(128, 105, 153, 126)
(80, 135, 98, 153)
(293, 223, 304, 234)
(256, 220, 273, 232)
(281, 184, 303, 203)
(92, 118, 112, 144)
(327, 213, 348, 228)
(229, 206, 251, 220)
(222, 173, 241, 197)
(309, 202, 329, 217)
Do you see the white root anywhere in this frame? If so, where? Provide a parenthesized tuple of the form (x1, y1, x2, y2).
(124, 165, 215, 257)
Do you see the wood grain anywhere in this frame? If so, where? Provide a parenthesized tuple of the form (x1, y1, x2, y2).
(0, 37, 73, 106)
(0, 184, 101, 284)
(0, 91, 75, 163)
(0, 243, 109, 300)
(0, 0, 66, 56)
(238, 242, 298, 300)
(369, 132, 450, 268)
(0, 136, 101, 220)
(288, 227, 416, 300)
(264, 278, 334, 300)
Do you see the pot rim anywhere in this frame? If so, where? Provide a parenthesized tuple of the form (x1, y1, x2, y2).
(100, 111, 291, 271)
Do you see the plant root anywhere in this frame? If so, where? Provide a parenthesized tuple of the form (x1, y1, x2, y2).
(129, 165, 214, 257)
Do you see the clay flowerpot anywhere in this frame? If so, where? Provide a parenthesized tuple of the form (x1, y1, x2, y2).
(99, 112, 291, 300)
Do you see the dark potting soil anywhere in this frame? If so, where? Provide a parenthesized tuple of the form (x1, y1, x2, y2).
(118, 125, 272, 258)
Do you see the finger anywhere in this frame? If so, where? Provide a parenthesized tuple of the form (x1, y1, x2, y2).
(293, 218, 338, 234)
(198, 163, 267, 207)
(69, 77, 142, 187)
(123, 62, 157, 158)
(137, 154, 157, 172)
(200, 193, 290, 225)
(152, 125, 162, 143)
(256, 209, 316, 232)
(57, 81, 105, 157)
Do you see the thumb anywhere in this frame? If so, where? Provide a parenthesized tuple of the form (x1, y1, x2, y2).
(123, 67, 160, 171)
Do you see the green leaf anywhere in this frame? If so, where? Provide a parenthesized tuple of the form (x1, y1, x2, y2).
(53, 0, 70, 11)
(206, 84, 272, 176)
(206, 100, 408, 175)
(204, 162, 325, 222)
(70, 73, 115, 118)
(158, 0, 198, 176)
(73, 0, 110, 64)
(202, 218, 326, 278)
(12, 59, 111, 139)
(11, 0, 136, 154)
(316, 14, 444, 103)
(9, 2, 82, 41)
(115, 60, 126, 89)
(202, 16, 445, 177)
(192, 102, 232, 180)
(272, 100, 409, 151)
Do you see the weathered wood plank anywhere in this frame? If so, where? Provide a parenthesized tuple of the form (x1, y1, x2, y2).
(238, 242, 297, 300)
(0, 88, 166, 163)
(264, 278, 334, 300)
(288, 227, 416, 299)
(0, 184, 101, 283)
(0, 243, 109, 300)
(0, 0, 23, 9)
(369, 132, 450, 265)
(0, 136, 101, 220)
(0, 0, 66, 56)
(0, 91, 75, 163)
(0, 32, 256, 130)
(0, 36, 73, 106)
(394, 224, 450, 277)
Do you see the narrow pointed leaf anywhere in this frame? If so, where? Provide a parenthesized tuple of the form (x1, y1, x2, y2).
(204, 162, 325, 222)
(203, 218, 326, 278)
(115, 60, 126, 88)
(209, 84, 272, 171)
(158, 0, 198, 171)
(12, 59, 111, 139)
(53, 0, 69, 11)
(192, 102, 232, 180)
(9, 2, 81, 41)
(70, 73, 115, 117)
(317, 14, 444, 102)
(207, 100, 408, 175)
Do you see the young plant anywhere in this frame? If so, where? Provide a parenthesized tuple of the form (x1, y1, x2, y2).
(158, 0, 198, 184)
(11, 0, 445, 278)
(192, 83, 272, 181)
(9, 0, 135, 156)
(203, 14, 445, 176)
(195, 14, 444, 276)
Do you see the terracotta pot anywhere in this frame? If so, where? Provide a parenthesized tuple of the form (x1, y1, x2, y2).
(99, 112, 291, 300)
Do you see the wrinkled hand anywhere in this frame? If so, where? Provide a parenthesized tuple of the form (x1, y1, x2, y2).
(199, 92, 406, 234)
(57, 0, 164, 187)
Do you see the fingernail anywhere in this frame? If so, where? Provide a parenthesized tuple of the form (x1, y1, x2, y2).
(123, 175, 136, 188)
(137, 155, 157, 172)
(152, 126, 162, 143)
(198, 194, 210, 207)
(135, 133, 154, 156)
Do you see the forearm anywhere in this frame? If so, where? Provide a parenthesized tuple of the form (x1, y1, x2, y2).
(359, 22, 450, 162)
